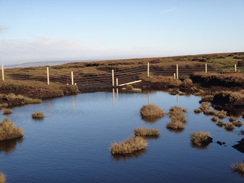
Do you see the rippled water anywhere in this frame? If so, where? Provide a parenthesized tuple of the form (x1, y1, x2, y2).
(0, 91, 243, 183)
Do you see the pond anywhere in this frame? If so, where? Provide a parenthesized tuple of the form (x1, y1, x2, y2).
(0, 91, 243, 183)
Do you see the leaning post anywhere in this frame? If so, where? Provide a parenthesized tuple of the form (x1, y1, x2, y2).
(1, 64, 4, 81)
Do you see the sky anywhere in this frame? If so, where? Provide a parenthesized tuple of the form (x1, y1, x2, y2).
(0, 0, 244, 65)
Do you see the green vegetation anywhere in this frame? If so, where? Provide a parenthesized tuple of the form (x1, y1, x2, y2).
(0, 173, 6, 183)
(110, 136, 148, 155)
(0, 118, 24, 141)
(231, 162, 244, 174)
(191, 131, 212, 147)
(2, 109, 13, 115)
(140, 104, 164, 119)
(32, 112, 45, 119)
(134, 127, 160, 137)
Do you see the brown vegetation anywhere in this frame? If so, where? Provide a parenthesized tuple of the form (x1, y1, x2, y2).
(110, 136, 147, 155)
(2, 109, 13, 115)
(32, 112, 45, 119)
(191, 131, 213, 147)
(140, 104, 164, 119)
(134, 127, 160, 137)
(0, 118, 24, 141)
(231, 162, 244, 174)
(0, 173, 6, 183)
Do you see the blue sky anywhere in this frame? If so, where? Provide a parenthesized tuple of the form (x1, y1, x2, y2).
(0, 0, 244, 65)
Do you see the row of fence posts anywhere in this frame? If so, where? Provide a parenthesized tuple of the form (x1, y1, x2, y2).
(0, 63, 240, 85)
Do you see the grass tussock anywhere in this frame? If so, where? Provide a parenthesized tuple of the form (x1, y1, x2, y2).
(231, 162, 244, 174)
(216, 120, 224, 127)
(110, 136, 148, 155)
(32, 112, 45, 119)
(167, 120, 185, 130)
(0, 173, 6, 183)
(229, 116, 237, 122)
(134, 127, 160, 137)
(0, 118, 24, 141)
(233, 121, 242, 127)
(194, 108, 202, 113)
(191, 131, 212, 147)
(2, 109, 13, 115)
(169, 106, 187, 123)
(140, 104, 164, 119)
(200, 102, 211, 112)
(211, 116, 218, 122)
(224, 122, 235, 131)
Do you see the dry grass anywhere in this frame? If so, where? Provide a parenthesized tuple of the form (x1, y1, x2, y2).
(211, 116, 218, 122)
(224, 122, 235, 131)
(0, 118, 24, 141)
(231, 162, 244, 174)
(0, 173, 6, 183)
(229, 116, 237, 122)
(32, 112, 45, 119)
(216, 110, 227, 119)
(191, 131, 212, 146)
(140, 104, 164, 119)
(233, 121, 243, 127)
(110, 136, 148, 155)
(167, 120, 185, 130)
(200, 102, 211, 112)
(216, 121, 224, 127)
(194, 108, 202, 113)
(2, 109, 13, 115)
(134, 127, 160, 137)
(169, 106, 187, 123)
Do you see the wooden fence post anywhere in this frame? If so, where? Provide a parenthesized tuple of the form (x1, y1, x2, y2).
(112, 70, 115, 87)
(71, 71, 74, 85)
(147, 62, 150, 77)
(116, 78, 119, 87)
(47, 67, 50, 85)
(234, 64, 237, 72)
(176, 64, 179, 80)
(1, 64, 4, 81)
(173, 73, 176, 79)
(205, 63, 208, 73)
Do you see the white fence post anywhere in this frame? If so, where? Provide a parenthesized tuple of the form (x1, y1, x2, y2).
(116, 78, 119, 87)
(71, 71, 74, 85)
(147, 62, 150, 77)
(234, 64, 237, 72)
(176, 64, 179, 80)
(205, 63, 208, 73)
(47, 67, 50, 85)
(1, 64, 4, 81)
(112, 69, 115, 87)
(173, 73, 176, 79)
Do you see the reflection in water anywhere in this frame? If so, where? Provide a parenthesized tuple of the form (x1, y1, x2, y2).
(141, 116, 162, 123)
(148, 92, 150, 105)
(71, 95, 75, 112)
(0, 137, 24, 154)
(111, 149, 147, 161)
(166, 128, 185, 134)
(191, 142, 211, 150)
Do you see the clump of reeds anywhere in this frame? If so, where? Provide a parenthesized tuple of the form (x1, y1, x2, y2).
(233, 121, 243, 127)
(140, 104, 164, 119)
(110, 136, 148, 155)
(191, 131, 212, 147)
(216, 120, 224, 127)
(194, 108, 202, 113)
(231, 162, 244, 174)
(134, 127, 160, 137)
(32, 112, 45, 119)
(169, 106, 187, 122)
(200, 102, 211, 112)
(224, 122, 235, 131)
(0, 172, 6, 183)
(167, 120, 185, 130)
(216, 110, 227, 119)
(204, 109, 218, 116)
(0, 118, 24, 141)
(211, 116, 218, 122)
(229, 116, 237, 122)
(2, 109, 13, 115)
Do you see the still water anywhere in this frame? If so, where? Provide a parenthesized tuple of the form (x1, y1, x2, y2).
(0, 91, 243, 183)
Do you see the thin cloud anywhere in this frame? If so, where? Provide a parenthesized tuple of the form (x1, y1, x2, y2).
(160, 7, 178, 14)
(0, 26, 8, 31)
